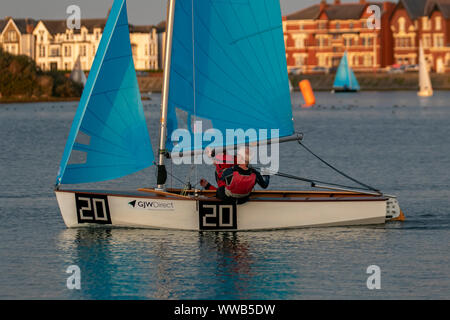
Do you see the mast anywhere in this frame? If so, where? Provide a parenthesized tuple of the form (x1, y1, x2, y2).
(157, 0, 176, 190)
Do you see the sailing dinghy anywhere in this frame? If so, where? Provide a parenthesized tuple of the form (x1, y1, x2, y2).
(418, 41, 433, 97)
(70, 55, 87, 87)
(332, 52, 360, 93)
(55, 0, 403, 231)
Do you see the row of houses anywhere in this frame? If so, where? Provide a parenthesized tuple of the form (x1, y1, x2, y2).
(0, 16, 165, 72)
(284, 0, 450, 73)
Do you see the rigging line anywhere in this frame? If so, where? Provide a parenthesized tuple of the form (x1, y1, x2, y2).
(177, 0, 270, 108)
(192, 0, 198, 190)
(262, 170, 376, 192)
(298, 142, 381, 193)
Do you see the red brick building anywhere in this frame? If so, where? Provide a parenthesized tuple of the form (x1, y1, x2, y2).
(283, 0, 395, 72)
(390, 0, 450, 72)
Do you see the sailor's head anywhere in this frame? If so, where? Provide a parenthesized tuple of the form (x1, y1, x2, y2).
(237, 146, 253, 165)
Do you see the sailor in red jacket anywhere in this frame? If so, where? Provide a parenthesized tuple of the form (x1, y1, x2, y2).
(199, 149, 237, 191)
(217, 147, 270, 204)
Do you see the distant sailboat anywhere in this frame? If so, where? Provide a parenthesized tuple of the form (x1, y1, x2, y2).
(332, 52, 360, 93)
(418, 42, 433, 97)
(70, 55, 87, 87)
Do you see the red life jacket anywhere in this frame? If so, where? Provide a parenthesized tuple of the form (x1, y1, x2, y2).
(225, 170, 256, 198)
(214, 154, 236, 188)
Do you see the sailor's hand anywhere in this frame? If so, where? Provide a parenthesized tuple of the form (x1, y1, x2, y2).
(205, 147, 213, 158)
(200, 179, 209, 187)
(260, 167, 275, 176)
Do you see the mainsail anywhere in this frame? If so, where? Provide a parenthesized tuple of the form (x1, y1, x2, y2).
(333, 52, 360, 91)
(56, 0, 154, 185)
(165, 0, 294, 151)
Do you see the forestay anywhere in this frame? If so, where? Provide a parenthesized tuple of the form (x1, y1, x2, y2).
(56, 0, 154, 185)
(166, 0, 294, 151)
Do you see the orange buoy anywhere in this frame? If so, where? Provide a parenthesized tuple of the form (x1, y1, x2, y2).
(299, 80, 315, 108)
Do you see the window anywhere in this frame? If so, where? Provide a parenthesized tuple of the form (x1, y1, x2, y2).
(64, 46, 71, 57)
(39, 45, 46, 57)
(80, 45, 86, 57)
(335, 22, 340, 30)
(436, 16, 442, 31)
(423, 35, 431, 48)
(398, 17, 405, 33)
(349, 22, 353, 29)
(422, 17, 431, 30)
(50, 47, 60, 57)
(8, 31, 17, 42)
(434, 34, 444, 47)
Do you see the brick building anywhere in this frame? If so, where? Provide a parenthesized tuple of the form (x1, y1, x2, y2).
(283, 0, 395, 73)
(390, 0, 450, 73)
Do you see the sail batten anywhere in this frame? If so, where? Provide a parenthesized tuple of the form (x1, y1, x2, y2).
(56, 0, 154, 185)
(166, 0, 294, 151)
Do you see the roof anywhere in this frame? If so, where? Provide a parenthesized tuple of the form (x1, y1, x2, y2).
(156, 21, 166, 33)
(398, 0, 429, 19)
(39, 18, 155, 35)
(0, 19, 6, 33)
(12, 18, 37, 34)
(285, 2, 386, 21)
(129, 25, 156, 33)
(285, 5, 322, 20)
(425, 0, 450, 18)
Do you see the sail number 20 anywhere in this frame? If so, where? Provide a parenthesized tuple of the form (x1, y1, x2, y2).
(75, 193, 112, 224)
(199, 201, 237, 230)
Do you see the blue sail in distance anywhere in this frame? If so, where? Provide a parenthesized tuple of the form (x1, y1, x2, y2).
(56, 0, 154, 185)
(166, 0, 294, 151)
(333, 52, 360, 91)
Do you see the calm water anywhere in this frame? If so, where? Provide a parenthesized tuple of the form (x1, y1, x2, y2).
(0, 91, 449, 299)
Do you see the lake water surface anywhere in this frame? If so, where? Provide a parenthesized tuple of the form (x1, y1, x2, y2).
(0, 91, 449, 299)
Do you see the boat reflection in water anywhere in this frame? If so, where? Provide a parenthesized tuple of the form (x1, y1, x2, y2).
(56, 226, 394, 299)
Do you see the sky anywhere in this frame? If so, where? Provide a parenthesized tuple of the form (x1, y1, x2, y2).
(0, 0, 368, 26)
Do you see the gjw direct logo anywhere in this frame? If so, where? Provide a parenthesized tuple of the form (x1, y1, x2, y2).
(128, 200, 175, 210)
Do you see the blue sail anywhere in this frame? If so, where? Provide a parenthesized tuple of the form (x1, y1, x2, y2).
(166, 0, 294, 151)
(333, 52, 360, 91)
(56, 0, 154, 185)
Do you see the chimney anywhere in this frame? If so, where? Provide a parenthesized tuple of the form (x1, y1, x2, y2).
(320, 0, 327, 11)
(334, 0, 341, 5)
(26, 24, 34, 34)
(359, 0, 366, 4)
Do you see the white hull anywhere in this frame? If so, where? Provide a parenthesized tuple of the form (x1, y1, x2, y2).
(55, 189, 401, 231)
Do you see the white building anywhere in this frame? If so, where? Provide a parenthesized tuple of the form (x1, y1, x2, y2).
(1, 18, 37, 59)
(32, 19, 159, 72)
